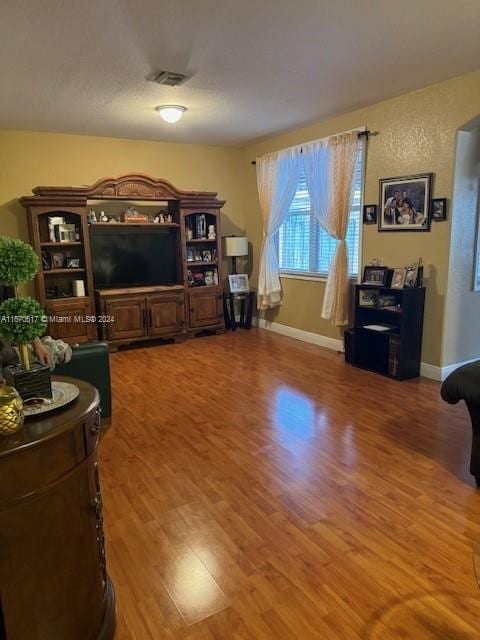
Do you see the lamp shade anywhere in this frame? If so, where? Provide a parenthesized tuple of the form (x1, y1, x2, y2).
(224, 236, 248, 257)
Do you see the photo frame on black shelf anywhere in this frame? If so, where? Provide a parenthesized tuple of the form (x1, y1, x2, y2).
(359, 289, 379, 307)
(228, 274, 250, 294)
(66, 258, 80, 269)
(404, 265, 418, 288)
(379, 173, 432, 232)
(391, 268, 406, 289)
(362, 266, 389, 286)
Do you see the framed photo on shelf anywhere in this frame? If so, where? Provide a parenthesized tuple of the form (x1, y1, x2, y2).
(41, 250, 51, 271)
(363, 204, 377, 225)
(391, 268, 406, 289)
(66, 258, 80, 268)
(359, 289, 379, 307)
(379, 173, 433, 232)
(404, 265, 418, 288)
(228, 273, 250, 293)
(51, 252, 64, 269)
(362, 266, 389, 286)
(432, 198, 447, 221)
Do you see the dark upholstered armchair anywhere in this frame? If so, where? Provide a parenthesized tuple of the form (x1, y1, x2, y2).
(441, 361, 480, 486)
(55, 342, 112, 425)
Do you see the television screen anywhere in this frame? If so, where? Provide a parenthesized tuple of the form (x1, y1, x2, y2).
(90, 228, 178, 288)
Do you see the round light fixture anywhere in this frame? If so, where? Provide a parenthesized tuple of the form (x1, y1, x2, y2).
(155, 105, 186, 124)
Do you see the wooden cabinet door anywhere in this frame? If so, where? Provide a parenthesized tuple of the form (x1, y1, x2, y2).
(105, 297, 146, 341)
(188, 290, 223, 329)
(147, 294, 185, 336)
(47, 300, 96, 344)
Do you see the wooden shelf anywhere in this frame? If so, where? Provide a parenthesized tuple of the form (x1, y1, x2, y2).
(46, 296, 89, 302)
(358, 307, 403, 315)
(41, 242, 83, 247)
(186, 261, 218, 267)
(188, 284, 219, 289)
(186, 238, 217, 243)
(44, 268, 85, 275)
(90, 223, 179, 229)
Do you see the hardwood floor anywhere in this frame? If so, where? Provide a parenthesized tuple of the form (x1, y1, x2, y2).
(99, 329, 480, 639)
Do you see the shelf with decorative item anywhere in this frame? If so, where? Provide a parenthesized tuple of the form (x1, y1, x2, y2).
(186, 238, 217, 244)
(41, 242, 83, 247)
(186, 261, 218, 267)
(90, 222, 179, 229)
(187, 283, 219, 289)
(44, 268, 85, 275)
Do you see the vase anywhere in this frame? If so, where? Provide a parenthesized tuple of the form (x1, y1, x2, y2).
(0, 384, 24, 436)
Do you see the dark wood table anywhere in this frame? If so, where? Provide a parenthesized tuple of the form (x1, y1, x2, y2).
(223, 290, 256, 330)
(0, 377, 116, 640)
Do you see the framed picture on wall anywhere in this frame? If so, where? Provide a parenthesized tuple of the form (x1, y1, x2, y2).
(363, 204, 377, 225)
(379, 173, 433, 232)
(432, 198, 447, 221)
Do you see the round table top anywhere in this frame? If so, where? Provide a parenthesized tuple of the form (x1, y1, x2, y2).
(0, 376, 99, 458)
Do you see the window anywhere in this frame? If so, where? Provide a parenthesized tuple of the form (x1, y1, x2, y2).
(277, 151, 363, 278)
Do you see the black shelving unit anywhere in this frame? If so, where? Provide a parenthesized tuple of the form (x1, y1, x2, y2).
(345, 285, 425, 380)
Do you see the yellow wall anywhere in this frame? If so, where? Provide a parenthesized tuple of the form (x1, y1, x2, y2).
(0, 130, 246, 244)
(242, 69, 480, 367)
(2, 69, 479, 367)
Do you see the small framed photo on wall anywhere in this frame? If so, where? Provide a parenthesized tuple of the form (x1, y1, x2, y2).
(363, 205, 377, 225)
(432, 198, 447, 221)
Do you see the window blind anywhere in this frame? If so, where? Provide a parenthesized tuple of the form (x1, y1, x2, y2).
(278, 150, 363, 277)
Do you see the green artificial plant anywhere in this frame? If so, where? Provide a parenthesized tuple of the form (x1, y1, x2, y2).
(0, 236, 46, 369)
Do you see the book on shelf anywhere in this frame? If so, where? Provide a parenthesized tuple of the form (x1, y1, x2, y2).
(362, 324, 395, 332)
(388, 336, 401, 377)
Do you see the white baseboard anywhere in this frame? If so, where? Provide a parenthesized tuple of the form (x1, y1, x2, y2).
(257, 318, 344, 352)
(419, 362, 443, 381)
(256, 318, 477, 382)
(439, 357, 480, 381)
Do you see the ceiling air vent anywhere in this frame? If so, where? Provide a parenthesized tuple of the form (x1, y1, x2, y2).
(151, 71, 189, 87)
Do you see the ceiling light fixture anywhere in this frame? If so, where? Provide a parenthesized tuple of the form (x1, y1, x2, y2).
(155, 105, 186, 124)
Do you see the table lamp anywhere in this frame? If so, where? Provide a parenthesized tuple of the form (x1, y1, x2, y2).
(224, 236, 248, 274)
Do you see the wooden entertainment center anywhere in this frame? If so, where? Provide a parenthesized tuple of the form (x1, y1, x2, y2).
(21, 174, 225, 347)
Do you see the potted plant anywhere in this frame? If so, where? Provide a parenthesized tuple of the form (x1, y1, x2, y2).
(0, 236, 51, 400)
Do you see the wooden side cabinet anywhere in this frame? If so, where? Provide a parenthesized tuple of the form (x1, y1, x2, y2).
(0, 377, 115, 640)
(95, 285, 186, 347)
(148, 292, 185, 336)
(47, 298, 97, 343)
(188, 289, 223, 331)
(104, 297, 145, 341)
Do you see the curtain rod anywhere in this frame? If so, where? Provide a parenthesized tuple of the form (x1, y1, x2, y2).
(250, 128, 375, 165)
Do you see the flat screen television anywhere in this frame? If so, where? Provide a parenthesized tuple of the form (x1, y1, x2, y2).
(90, 228, 178, 288)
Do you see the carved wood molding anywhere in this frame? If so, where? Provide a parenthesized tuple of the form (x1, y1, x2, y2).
(21, 174, 225, 208)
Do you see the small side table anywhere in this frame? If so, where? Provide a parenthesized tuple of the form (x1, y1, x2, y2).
(224, 290, 256, 330)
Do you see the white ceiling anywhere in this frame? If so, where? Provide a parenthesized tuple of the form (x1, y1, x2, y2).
(1, 0, 479, 146)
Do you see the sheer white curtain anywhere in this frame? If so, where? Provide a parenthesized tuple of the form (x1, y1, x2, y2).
(256, 147, 301, 310)
(303, 132, 362, 325)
